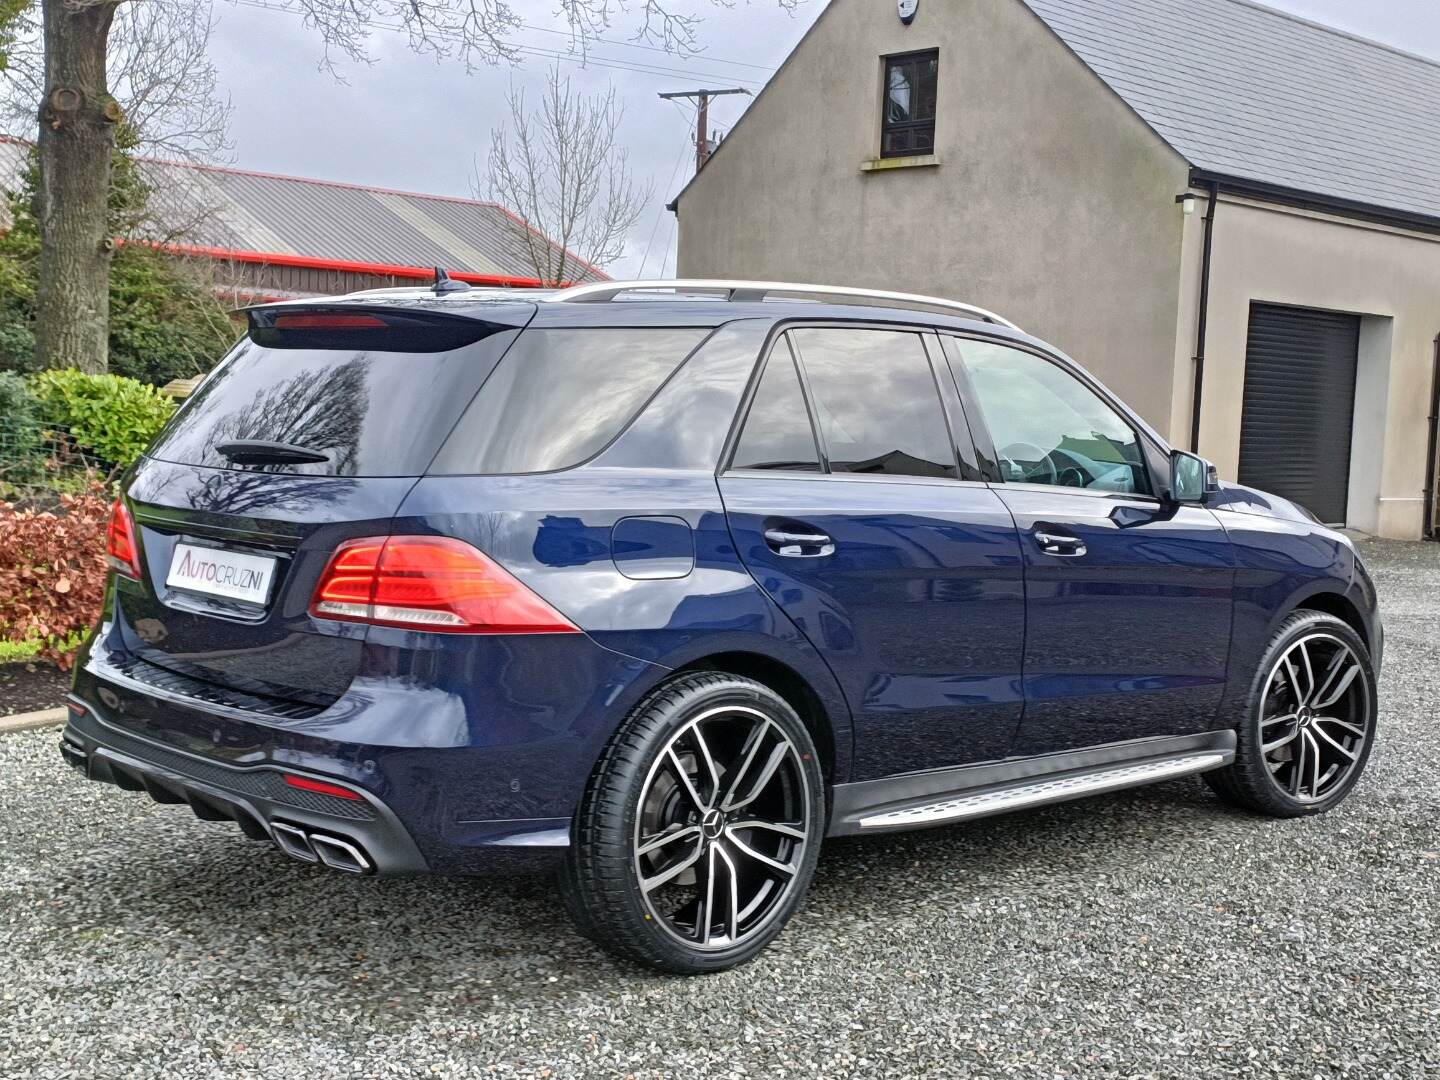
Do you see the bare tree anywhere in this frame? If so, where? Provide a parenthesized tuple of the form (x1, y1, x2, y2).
(2, 0, 232, 160)
(23, 0, 784, 373)
(483, 67, 649, 284)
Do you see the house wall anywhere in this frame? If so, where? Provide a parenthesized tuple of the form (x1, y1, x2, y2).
(676, 0, 1192, 430)
(1178, 195, 1440, 540)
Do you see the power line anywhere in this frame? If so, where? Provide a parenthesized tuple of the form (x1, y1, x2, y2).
(514, 20, 777, 73)
(639, 131, 692, 277)
(224, 0, 767, 88)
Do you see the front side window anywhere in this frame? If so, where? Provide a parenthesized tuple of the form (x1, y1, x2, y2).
(790, 328, 957, 480)
(956, 341, 1151, 496)
(731, 342, 822, 472)
(882, 50, 938, 158)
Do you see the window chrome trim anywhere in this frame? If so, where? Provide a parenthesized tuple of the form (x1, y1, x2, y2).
(722, 468, 994, 490)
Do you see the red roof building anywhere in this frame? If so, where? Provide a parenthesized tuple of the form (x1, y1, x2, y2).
(0, 136, 607, 300)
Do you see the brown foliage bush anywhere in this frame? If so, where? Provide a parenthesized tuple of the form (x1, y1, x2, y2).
(0, 488, 110, 670)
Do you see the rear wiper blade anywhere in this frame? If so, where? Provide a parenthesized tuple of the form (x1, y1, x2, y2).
(215, 440, 330, 465)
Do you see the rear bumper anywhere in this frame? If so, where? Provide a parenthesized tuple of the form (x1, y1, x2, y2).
(67, 624, 669, 873)
(61, 702, 429, 875)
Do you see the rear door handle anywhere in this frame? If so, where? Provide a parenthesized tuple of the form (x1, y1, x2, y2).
(764, 527, 836, 558)
(1033, 530, 1087, 557)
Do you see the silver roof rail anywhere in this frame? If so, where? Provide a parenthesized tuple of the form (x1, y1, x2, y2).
(545, 279, 1021, 331)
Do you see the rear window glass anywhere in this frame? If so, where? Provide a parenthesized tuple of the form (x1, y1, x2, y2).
(431, 328, 709, 475)
(146, 330, 520, 477)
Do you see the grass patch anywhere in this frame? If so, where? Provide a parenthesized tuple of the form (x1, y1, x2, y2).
(0, 630, 86, 666)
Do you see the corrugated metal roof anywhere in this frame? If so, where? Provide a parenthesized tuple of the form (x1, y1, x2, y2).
(0, 137, 605, 282)
(1023, 0, 1440, 221)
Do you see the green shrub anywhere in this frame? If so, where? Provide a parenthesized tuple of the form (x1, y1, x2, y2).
(0, 371, 44, 486)
(30, 369, 175, 468)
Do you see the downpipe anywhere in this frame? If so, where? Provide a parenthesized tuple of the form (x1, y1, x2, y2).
(1425, 333, 1440, 541)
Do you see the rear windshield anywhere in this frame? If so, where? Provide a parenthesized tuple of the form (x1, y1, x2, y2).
(147, 330, 520, 477)
(431, 328, 709, 474)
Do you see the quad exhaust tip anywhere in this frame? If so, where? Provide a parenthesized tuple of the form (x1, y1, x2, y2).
(271, 821, 373, 874)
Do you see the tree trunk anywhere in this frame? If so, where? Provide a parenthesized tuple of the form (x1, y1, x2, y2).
(34, 0, 120, 374)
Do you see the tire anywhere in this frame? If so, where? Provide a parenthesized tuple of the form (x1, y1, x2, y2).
(1205, 610, 1377, 818)
(562, 672, 826, 974)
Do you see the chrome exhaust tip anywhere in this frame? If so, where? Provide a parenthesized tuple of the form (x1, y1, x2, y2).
(271, 821, 319, 863)
(310, 834, 373, 875)
(270, 821, 373, 874)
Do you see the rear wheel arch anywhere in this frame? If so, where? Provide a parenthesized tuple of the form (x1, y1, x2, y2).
(671, 651, 840, 785)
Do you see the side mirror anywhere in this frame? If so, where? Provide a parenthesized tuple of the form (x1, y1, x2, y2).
(1170, 450, 1219, 503)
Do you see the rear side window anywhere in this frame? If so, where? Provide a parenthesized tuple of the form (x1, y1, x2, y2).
(432, 328, 709, 475)
(147, 330, 520, 477)
(731, 342, 821, 472)
(790, 328, 958, 480)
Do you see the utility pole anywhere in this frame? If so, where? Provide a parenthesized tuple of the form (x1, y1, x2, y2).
(659, 88, 752, 174)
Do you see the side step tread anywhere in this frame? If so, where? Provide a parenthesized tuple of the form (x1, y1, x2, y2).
(857, 751, 1230, 830)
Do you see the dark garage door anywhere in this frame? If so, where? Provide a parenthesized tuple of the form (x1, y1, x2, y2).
(1238, 303, 1360, 525)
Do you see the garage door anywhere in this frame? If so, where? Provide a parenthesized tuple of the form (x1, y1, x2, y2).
(1238, 304, 1360, 525)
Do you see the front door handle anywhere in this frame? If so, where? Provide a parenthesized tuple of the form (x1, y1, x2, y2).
(764, 527, 836, 558)
(1033, 530, 1087, 557)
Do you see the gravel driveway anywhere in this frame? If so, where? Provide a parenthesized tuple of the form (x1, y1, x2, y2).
(2, 538, 1436, 1079)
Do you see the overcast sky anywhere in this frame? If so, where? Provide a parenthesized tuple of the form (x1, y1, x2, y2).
(205, 0, 1440, 278)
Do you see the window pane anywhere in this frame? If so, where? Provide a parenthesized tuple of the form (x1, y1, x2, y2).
(433, 328, 707, 474)
(731, 346, 821, 472)
(915, 58, 938, 120)
(886, 64, 914, 123)
(148, 332, 518, 477)
(792, 329, 957, 480)
(957, 341, 1150, 495)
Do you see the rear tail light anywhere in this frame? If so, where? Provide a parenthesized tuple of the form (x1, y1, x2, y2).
(106, 499, 143, 580)
(309, 536, 580, 635)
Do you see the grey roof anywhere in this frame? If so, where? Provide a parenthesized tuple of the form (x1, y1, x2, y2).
(0, 137, 605, 283)
(1023, 0, 1440, 222)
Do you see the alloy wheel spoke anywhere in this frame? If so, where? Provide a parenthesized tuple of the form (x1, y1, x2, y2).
(1312, 656, 1360, 711)
(1262, 727, 1300, 755)
(1281, 654, 1307, 705)
(725, 741, 792, 812)
(725, 830, 799, 878)
(667, 747, 709, 812)
(720, 719, 773, 808)
(1314, 715, 1366, 739)
(714, 842, 741, 943)
(1289, 733, 1306, 796)
(1296, 640, 1317, 704)
(1311, 723, 1358, 762)
(637, 824, 702, 858)
(1261, 712, 1298, 729)
(688, 722, 723, 802)
(1304, 730, 1322, 796)
(640, 839, 703, 894)
(699, 844, 718, 944)
(727, 819, 807, 841)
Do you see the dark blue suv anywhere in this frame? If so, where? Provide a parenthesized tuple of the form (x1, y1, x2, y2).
(62, 280, 1382, 973)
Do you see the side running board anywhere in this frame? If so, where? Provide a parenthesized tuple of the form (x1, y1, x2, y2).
(828, 733, 1236, 836)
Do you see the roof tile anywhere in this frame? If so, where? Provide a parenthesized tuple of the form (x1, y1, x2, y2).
(1023, 0, 1440, 220)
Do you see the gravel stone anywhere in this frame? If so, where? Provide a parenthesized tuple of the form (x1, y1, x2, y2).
(1, 537, 1436, 1079)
